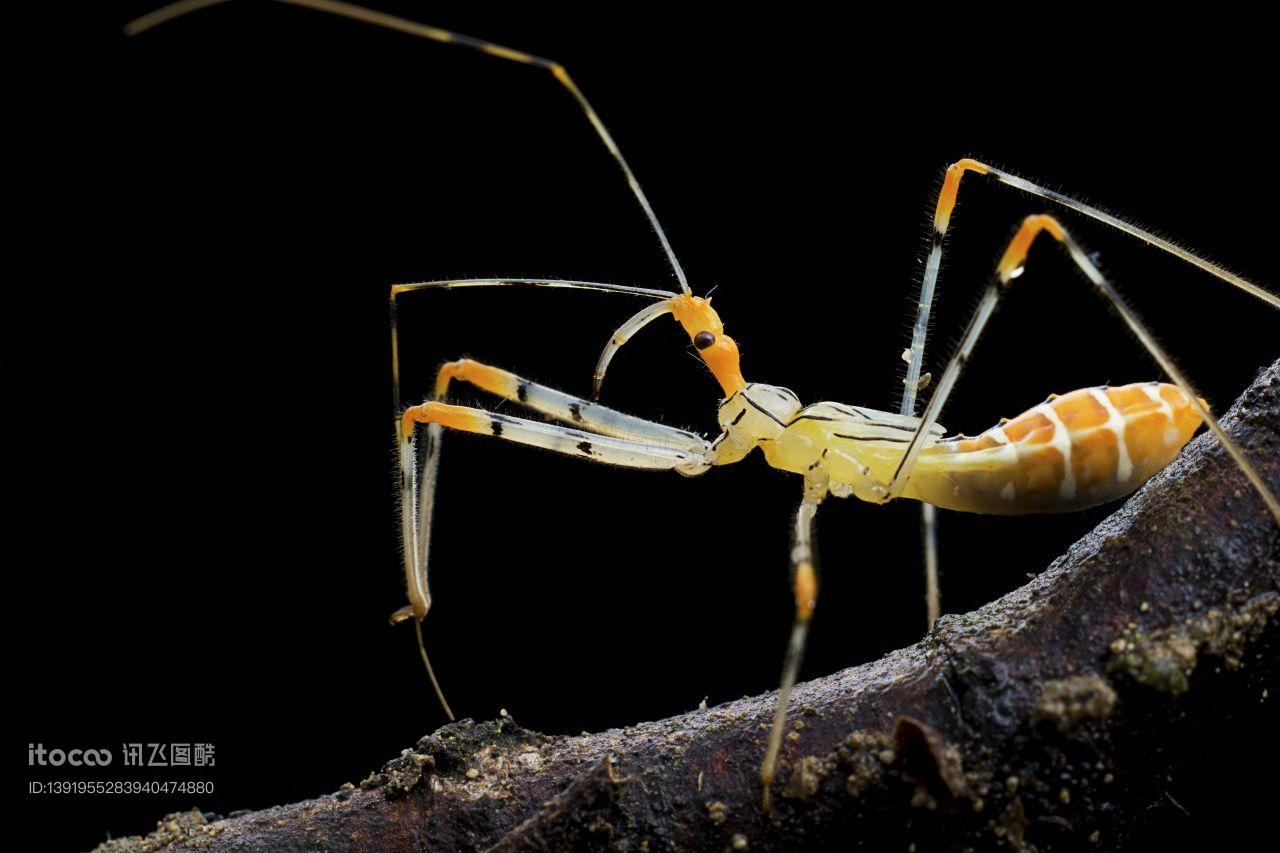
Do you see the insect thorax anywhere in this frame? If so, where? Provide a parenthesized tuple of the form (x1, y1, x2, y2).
(713, 384, 804, 464)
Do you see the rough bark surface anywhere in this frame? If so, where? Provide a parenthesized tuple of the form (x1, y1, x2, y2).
(97, 362, 1280, 853)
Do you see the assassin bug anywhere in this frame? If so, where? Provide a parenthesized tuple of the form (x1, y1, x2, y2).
(129, 0, 1280, 811)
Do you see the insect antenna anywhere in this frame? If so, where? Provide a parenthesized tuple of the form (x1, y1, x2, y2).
(127, 0, 694, 296)
(593, 299, 677, 398)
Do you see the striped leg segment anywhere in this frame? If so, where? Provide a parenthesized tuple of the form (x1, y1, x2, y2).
(900, 153, 1280, 629)
(973, 160, 1279, 308)
(434, 358, 707, 451)
(389, 282, 675, 720)
(401, 401, 710, 471)
(128, 0, 692, 294)
(904, 157, 1280, 413)
(760, 492, 822, 811)
(398, 353, 706, 623)
(898, 162, 997, 628)
(395, 375, 712, 718)
(903, 156, 1280, 415)
(889, 215, 1280, 524)
(391, 278, 673, 448)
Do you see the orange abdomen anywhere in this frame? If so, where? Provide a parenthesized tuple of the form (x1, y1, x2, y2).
(907, 383, 1205, 514)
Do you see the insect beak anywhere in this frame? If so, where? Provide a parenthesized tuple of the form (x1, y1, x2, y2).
(593, 298, 677, 398)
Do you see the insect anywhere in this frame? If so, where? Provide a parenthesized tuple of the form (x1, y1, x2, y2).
(130, 0, 1280, 812)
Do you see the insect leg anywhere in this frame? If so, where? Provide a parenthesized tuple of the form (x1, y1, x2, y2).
(888, 215, 1280, 523)
(395, 394, 713, 717)
(433, 358, 707, 451)
(389, 282, 677, 719)
(394, 356, 707, 716)
(391, 281, 677, 539)
(760, 488, 823, 811)
(903, 157, 1278, 628)
(903, 158, 1280, 420)
(948, 160, 1279, 307)
(921, 503, 940, 627)
(401, 402, 709, 470)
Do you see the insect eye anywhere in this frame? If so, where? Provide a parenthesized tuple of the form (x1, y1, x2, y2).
(694, 331, 716, 350)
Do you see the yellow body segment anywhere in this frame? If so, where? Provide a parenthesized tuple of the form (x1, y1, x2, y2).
(906, 383, 1204, 514)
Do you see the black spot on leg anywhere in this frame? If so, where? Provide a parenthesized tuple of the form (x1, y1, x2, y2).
(576, 441, 593, 456)
(491, 420, 504, 437)
(569, 402, 584, 422)
(517, 383, 529, 403)
(730, 408, 747, 426)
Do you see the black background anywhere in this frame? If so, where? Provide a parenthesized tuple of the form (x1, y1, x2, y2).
(19, 4, 1277, 849)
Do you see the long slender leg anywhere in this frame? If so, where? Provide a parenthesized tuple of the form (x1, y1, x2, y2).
(903, 159, 1279, 408)
(402, 402, 709, 470)
(127, 0, 693, 295)
(760, 484, 824, 811)
(433, 358, 706, 451)
(393, 356, 708, 713)
(389, 282, 671, 619)
(396, 396, 711, 616)
(394, 391, 713, 717)
(388, 281, 675, 719)
(391, 279, 673, 451)
(888, 215, 1280, 524)
(391, 284, 678, 582)
(920, 503, 940, 626)
(901, 159, 1280, 630)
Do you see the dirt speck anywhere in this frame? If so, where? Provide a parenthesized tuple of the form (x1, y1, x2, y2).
(1035, 674, 1118, 731)
(835, 729, 894, 799)
(998, 797, 1031, 853)
(92, 809, 212, 852)
(1108, 592, 1278, 694)
(706, 800, 728, 825)
(782, 755, 827, 801)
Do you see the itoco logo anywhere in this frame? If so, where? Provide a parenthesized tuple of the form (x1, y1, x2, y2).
(28, 743, 113, 766)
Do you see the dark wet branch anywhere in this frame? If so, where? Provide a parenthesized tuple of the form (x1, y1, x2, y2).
(98, 362, 1280, 852)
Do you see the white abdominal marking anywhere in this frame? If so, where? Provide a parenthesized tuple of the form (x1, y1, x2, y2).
(1140, 384, 1180, 446)
(1034, 403, 1077, 501)
(1089, 389, 1133, 482)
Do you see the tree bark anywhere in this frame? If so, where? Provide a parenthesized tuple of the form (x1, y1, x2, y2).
(97, 362, 1280, 853)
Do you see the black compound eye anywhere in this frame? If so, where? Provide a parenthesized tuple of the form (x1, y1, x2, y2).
(694, 331, 716, 350)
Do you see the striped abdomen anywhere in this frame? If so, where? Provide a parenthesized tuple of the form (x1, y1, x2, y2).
(905, 383, 1204, 514)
